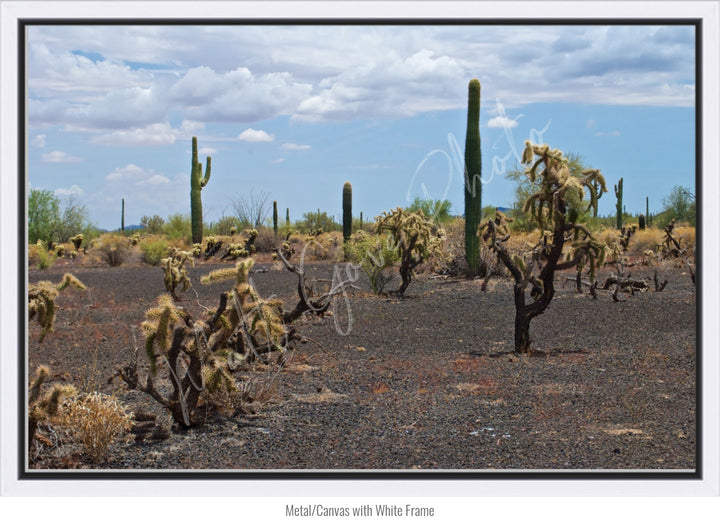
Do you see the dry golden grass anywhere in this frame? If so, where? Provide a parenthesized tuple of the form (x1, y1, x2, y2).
(626, 228, 665, 256)
(57, 391, 133, 463)
(675, 226, 696, 252)
(594, 228, 621, 247)
(89, 233, 133, 266)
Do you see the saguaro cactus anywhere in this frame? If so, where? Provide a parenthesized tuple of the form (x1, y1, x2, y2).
(646, 196, 651, 226)
(273, 201, 278, 234)
(343, 181, 352, 243)
(190, 136, 212, 244)
(639, 213, 646, 230)
(121, 198, 125, 231)
(614, 177, 623, 230)
(464, 79, 482, 277)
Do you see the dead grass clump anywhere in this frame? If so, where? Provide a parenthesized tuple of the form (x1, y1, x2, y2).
(57, 391, 134, 463)
(504, 229, 542, 257)
(626, 228, 664, 256)
(298, 231, 343, 261)
(90, 233, 132, 266)
(28, 240, 58, 269)
(674, 226, 695, 252)
(595, 228, 621, 248)
(253, 227, 281, 253)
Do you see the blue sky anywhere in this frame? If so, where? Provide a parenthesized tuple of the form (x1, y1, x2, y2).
(27, 24, 696, 231)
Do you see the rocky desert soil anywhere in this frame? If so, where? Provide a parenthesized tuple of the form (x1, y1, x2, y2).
(27, 257, 697, 472)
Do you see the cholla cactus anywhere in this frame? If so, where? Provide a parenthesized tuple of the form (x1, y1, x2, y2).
(28, 365, 77, 455)
(69, 234, 84, 251)
(222, 243, 250, 260)
(140, 293, 186, 375)
(376, 207, 444, 296)
(220, 229, 257, 260)
(202, 259, 285, 355)
(482, 142, 606, 353)
(160, 248, 194, 301)
(117, 250, 358, 427)
(29, 273, 87, 342)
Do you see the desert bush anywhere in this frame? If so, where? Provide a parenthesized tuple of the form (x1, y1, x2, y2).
(675, 226, 695, 252)
(296, 210, 341, 233)
(295, 231, 343, 262)
(595, 228, 621, 248)
(345, 231, 400, 294)
(90, 233, 132, 266)
(406, 197, 454, 224)
(139, 235, 170, 266)
(163, 213, 192, 243)
(253, 227, 280, 253)
(210, 215, 243, 236)
(141, 214, 165, 234)
(57, 391, 133, 463)
(626, 228, 664, 256)
(28, 240, 57, 269)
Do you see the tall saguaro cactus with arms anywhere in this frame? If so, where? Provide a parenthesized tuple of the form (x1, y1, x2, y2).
(190, 136, 212, 244)
(614, 177, 623, 230)
(464, 79, 482, 277)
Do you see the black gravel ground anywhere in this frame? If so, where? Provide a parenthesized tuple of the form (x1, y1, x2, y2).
(27, 259, 697, 471)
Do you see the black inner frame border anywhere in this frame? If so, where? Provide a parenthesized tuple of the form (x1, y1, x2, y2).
(16, 17, 703, 482)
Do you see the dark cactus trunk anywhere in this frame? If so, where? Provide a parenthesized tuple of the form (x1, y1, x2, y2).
(273, 201, 278, 235)
(514, 312, 532, 354)
(121, 198, 125, 231)
(614, 177, 623, 230)
(464, 79, 482, 277)
(639, 213, 646, 230)
(342, 181, 352, 243)
(190, 137, 212, 245)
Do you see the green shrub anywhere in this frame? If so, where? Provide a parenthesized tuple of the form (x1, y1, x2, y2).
(163, 213, 192, 243)
(209, 215, 243, 236)
(30, 240, 58, 270)
(345, 231, 400, 294)
(139, 235, 170, 266)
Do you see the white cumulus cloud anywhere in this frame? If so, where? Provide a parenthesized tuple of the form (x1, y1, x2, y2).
(105, 164, 168, 186)
(487, 116, 520, 129)
(41, 150, 83, 163)
(281, 143, 311, 150)
(54, 184, 85, 197)
(238, 128, 275, 142)
(31, 134, 47, 148)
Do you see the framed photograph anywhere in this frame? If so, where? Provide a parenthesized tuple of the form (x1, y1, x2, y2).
(2, 0, 718, 506)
